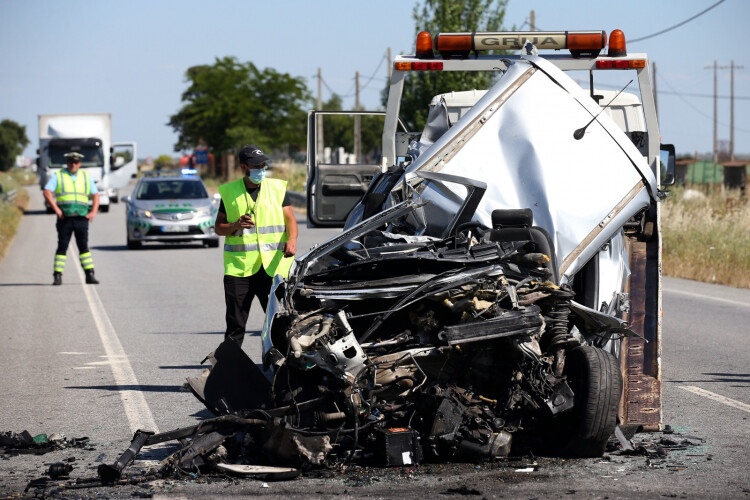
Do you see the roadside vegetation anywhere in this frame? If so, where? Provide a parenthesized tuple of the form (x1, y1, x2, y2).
(661, 187, 750, 288)
(0, 169, 33, 261)
(201, 160, 307, 193)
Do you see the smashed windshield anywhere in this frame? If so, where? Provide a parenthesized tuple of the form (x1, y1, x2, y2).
(299, 174, 485, 278)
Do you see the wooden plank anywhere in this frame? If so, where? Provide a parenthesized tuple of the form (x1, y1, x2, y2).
(622, 237, 662, 431)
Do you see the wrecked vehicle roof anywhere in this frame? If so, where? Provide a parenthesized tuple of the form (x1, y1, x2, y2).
(398, 55, 657, 282)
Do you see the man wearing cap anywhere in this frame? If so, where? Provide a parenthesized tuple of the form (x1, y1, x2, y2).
(42, 151, 100, 286)
(214, 145, 298, 346)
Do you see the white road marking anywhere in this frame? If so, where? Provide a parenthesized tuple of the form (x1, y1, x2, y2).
(59, 351, 88, 355)
(663, 286, 750, 308)
(75, 265, 159, 434)
(679, 385, 750, 414)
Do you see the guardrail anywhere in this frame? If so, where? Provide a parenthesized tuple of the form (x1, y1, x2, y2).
(1, 188, 18, 203)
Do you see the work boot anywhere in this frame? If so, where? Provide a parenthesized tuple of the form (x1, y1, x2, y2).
(85, 269, 99, 285)
(52, 272, 62, 286)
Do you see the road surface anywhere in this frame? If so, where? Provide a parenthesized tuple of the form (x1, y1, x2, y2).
(0, 185, 748, 498)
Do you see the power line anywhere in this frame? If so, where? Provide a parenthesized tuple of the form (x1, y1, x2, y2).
(657, 72, 750, 134)
(314, 52, 389, 100)
(629, 0, 726, 43)
(573, 77, 749, 134)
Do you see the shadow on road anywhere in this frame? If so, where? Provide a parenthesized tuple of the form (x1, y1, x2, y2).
(93, 243, 211, 252)
(159, 365, 207, 370)
(64, 384, 186, 393)
(23, 209, 52, 216)
(0, 282, 52, 287)
(148, 330, 225, 336)
(666, 372, 750, 385)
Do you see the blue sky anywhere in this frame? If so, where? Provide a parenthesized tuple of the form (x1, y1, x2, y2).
(1, 0, 748, 159)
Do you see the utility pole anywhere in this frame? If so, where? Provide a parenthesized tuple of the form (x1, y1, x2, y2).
(730, 60, 744, 161)
(713, 60, 717, 162)
(652, 62, 658, 121)
(354, 71, 361, 163)
(387, 47, 392, 82)
(705, 61, 744, 162)
(730, 61, 735, 161)
(530, 10, 535, 31)
(317, 68, 324, 163)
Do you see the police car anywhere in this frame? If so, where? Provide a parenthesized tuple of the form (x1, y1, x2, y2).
(122, 169, 219, 249)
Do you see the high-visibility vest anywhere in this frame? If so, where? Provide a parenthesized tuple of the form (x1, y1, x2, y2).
(218, 178, 293, 278)
(55, 169, 91, 217)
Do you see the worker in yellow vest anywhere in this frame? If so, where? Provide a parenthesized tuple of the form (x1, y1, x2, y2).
(214, 145, 298, 346)
(42, 151, 100, 286)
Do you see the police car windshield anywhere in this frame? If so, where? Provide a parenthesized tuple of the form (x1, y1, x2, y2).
(136, 180, 208, 200)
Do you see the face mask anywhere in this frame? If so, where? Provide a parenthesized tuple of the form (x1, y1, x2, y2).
(247, 168, 266, 184)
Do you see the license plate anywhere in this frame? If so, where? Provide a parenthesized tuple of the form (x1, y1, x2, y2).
(162, 225, 187, 233)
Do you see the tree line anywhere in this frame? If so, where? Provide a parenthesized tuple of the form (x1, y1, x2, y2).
(0, 0, 508, 171)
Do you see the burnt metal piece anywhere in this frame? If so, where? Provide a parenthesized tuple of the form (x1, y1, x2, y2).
(438, 306, 543, 345)
(374, 428, 423, 466)
(187, 339, 272, 416)
(98, 430, 154, 485)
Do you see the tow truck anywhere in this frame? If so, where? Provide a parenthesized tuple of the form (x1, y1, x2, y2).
(305, 29, 675, 432)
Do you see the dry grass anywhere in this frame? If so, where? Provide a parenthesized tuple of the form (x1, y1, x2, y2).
(0, 169, 32, 262)
(661, 187, 750, 288)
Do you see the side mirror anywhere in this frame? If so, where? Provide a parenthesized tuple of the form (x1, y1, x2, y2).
(659, 144, 675, 186)
(120, 195, 131, 203)
(212, 192, 221, 205)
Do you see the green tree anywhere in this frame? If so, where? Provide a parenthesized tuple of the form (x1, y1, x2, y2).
(154, 154, 176, 170)
(391, 0, 509, 131)
(0, 119, 30, 172)
(320, 95, 384, 162)
(168, 57, 312, 157)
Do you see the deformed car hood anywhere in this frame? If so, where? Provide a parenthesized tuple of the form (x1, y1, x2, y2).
(400, 55, 658, 282)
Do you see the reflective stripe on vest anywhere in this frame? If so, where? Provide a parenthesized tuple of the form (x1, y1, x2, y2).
(55, 170, 91, 217)
(218, 178, 293, 278)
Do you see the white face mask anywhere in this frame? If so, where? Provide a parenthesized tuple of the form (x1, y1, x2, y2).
(247, 168, 266, 183)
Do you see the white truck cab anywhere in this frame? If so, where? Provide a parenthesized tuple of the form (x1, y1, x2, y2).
(37, 113, 138, 212)
(305, 29, 675, 432)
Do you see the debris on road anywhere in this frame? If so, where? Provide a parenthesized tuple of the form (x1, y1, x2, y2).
(0, 430, 90, 455)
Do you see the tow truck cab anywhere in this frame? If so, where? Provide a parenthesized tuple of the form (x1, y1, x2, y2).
(305, 29, 674, 431)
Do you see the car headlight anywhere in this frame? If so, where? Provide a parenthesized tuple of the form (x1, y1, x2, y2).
(129, 206, 152, 218)
(195, 207, 213, 217)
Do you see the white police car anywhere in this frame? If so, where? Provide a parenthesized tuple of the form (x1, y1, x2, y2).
(122, 169, 219, 249)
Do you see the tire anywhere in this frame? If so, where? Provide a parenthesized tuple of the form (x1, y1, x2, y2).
(100, 204, 110, 213)
(206, 238, 220, 248)
(127, 237, 142, 250)
(557, 345, 622, 457)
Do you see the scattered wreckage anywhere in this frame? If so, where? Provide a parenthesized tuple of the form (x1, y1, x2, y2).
(97, 30, 676, 482)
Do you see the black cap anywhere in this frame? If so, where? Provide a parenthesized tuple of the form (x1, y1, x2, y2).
(64, 152, 84, 160)
(238, 145, 271, 166)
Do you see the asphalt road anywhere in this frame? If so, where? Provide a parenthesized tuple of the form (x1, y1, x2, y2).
(0, 184, 748, 498)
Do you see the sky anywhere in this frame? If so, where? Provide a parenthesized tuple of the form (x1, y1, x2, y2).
(1, 0, 748, 159)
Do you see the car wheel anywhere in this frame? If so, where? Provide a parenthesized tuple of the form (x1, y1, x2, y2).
(206, 239, 220, 248)
(555, 345, 622, 457)
(127, 237, 142, 250)
(100, 204, 110, 213)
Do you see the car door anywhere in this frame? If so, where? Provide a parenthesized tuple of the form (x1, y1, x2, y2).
(110, 142, 138, 191)
(306, 111, 410, 227)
